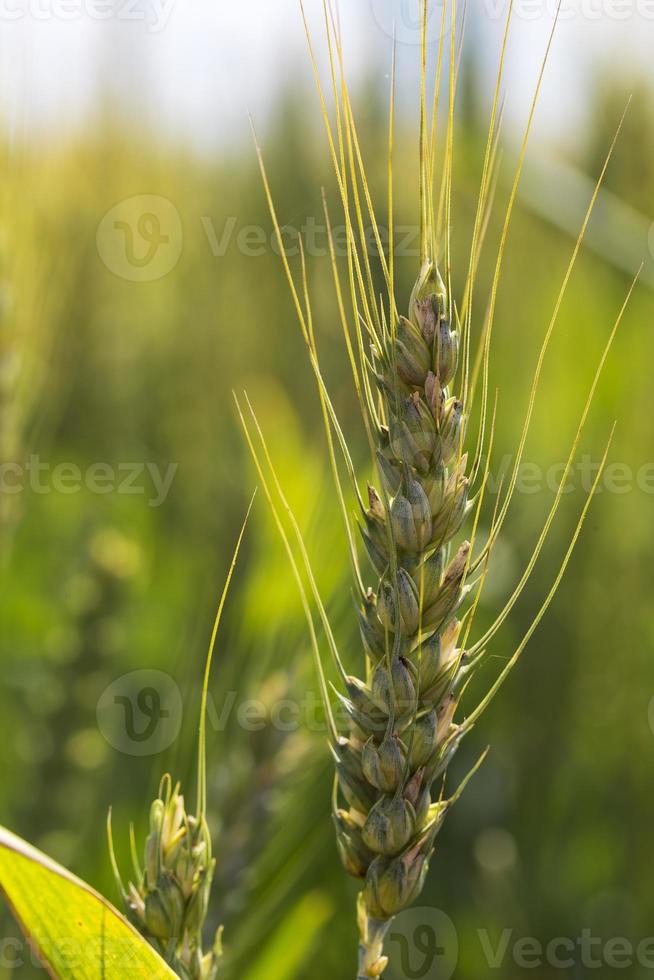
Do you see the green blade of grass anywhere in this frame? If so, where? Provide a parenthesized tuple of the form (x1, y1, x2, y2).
(0, 826, 177, 979)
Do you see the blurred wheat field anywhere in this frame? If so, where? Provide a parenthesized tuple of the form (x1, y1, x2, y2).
(0, 69, 653, 979)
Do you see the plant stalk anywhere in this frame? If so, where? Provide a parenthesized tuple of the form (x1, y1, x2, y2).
(357, 896, 391, 979)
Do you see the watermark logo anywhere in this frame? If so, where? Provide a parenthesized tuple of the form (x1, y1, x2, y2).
(0, 936, 142, 970)
(369, 0, 654, 38)
(370, 0, 452, 45)
(97, 195, 183, 282)
(0, 456, 178, 507)
(385, 907, 459, 980)
(97, 670, 183, 756)
(0, 0, 175, 32)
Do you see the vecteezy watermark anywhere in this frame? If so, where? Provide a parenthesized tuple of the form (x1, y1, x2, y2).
(370, 0, 654, 44)
(0, 936, 142, 970)
(479, 929, 654, 970)
(3, 925, 654, 972)
(201, 215, 422, 261)
(97, 195, 183, 282)
(94, 684, 371, 747)
(96, 670, 183, 756)
(485, 0, 654, 19)
(101, 207, 422, 281)
(111, 683, 654, 741)
(478, 453, 654, 497)
(99, 204, 654, 282)
(379, 910, 654, 976)
(386, 907, 459, 980)
(487, 0, 654, 20)
(0, 456, 178, 507)
(0, 0, 175, 32)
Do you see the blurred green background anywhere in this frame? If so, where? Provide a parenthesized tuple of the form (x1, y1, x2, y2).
(0, 36, 653, 980)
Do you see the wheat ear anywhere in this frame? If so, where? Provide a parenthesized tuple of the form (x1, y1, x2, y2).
(107, 496, 254, 979)
(240, 2, 638, 976)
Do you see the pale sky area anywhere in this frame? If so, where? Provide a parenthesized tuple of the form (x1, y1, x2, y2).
(0, 0, 652, 151)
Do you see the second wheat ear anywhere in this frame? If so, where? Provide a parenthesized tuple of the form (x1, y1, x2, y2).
(239, 1, 636, 977)
(108, 493, 255, 980)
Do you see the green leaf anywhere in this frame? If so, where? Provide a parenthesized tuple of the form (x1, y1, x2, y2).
(0, 825, 177, 979)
